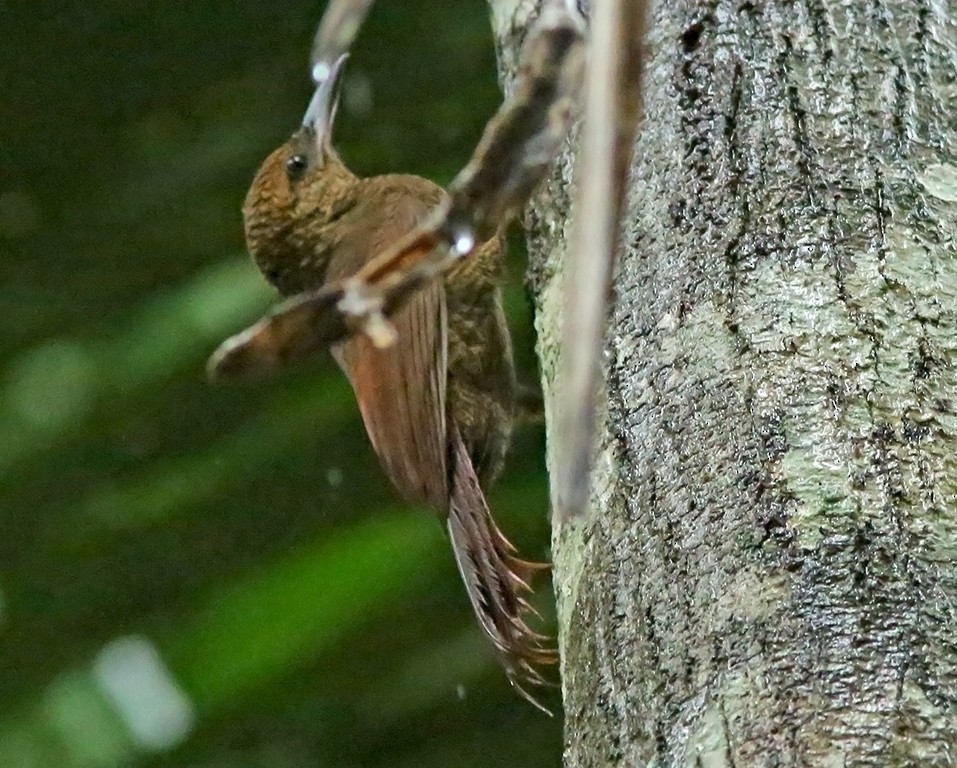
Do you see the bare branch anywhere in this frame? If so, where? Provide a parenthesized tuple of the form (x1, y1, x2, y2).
(310, 0, 376, 83)
(552, 0, 646, 521)
(444, 0, 585, 244)
(208, 2, 585, 378)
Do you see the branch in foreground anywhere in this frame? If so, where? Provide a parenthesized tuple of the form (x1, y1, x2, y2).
(309, 0, 376, 83)
(552, 0, 646, 520)
(208, 0, 585, 379)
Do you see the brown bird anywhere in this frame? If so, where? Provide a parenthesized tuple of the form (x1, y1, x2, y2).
(239, 56, 555, 705)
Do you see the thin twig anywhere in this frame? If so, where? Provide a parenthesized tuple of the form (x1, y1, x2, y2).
(552, 0, 646, 521)
(310, 0, 376, 82)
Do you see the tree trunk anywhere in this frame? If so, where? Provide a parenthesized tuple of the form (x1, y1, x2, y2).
(492, 0, 957, 765)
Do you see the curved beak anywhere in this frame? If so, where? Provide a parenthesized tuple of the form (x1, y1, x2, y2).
(302, 53, 349, 147)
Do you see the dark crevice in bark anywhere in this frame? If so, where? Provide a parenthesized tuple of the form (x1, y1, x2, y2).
(778, 33, 818, 209)
(805, 0, 835, 66)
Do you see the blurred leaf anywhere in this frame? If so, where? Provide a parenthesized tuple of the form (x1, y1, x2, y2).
(0, 511, 441, 768)
(78, 377, 351, 533)
(170, 509, 441, 711)
(0, 258, 271, 475)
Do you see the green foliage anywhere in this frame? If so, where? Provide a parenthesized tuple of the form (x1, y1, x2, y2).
(0, 2, 558, 766)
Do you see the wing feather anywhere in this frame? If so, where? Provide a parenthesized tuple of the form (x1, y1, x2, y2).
(332, 283, 448, 508)
(329, 181, 450, 509)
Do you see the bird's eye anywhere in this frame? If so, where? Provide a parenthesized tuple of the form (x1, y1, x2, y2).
(286, 154, 309, 179)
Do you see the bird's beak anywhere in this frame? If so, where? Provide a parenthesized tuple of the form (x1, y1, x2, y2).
(302, 53, 349, 150)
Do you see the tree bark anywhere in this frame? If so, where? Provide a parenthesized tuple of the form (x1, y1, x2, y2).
(492, 0, 957, 765)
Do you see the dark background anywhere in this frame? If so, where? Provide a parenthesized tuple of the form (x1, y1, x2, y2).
(0, 2, 558, 766)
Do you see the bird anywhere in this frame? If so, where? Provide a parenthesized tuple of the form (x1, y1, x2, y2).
(236, 55, 555, 706)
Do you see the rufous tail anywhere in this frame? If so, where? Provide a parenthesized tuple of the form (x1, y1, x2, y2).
(446, 422, 556, 712)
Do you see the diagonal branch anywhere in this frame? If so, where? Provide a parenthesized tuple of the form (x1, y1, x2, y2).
(208, 1, 585, 379)
(309, 0, 376, 82)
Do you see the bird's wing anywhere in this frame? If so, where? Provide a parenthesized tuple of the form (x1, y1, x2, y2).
(330, 182, 449, 508)
(333, 282, 448, 507)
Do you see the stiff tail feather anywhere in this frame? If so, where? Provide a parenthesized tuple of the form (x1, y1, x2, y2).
(446, 422, 557, 712)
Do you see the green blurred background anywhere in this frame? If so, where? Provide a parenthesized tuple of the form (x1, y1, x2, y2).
(0, 1, 558, 765)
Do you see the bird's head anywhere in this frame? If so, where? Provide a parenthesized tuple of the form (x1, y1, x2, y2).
(242, 54, 357, 293)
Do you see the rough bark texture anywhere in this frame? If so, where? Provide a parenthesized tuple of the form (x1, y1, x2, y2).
(492, 0, 957, 765)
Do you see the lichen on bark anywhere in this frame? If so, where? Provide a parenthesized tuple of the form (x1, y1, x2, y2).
(491, 0, 957, 765)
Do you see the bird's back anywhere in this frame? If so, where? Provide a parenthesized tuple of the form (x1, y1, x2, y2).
(327, 173, 516, 505)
